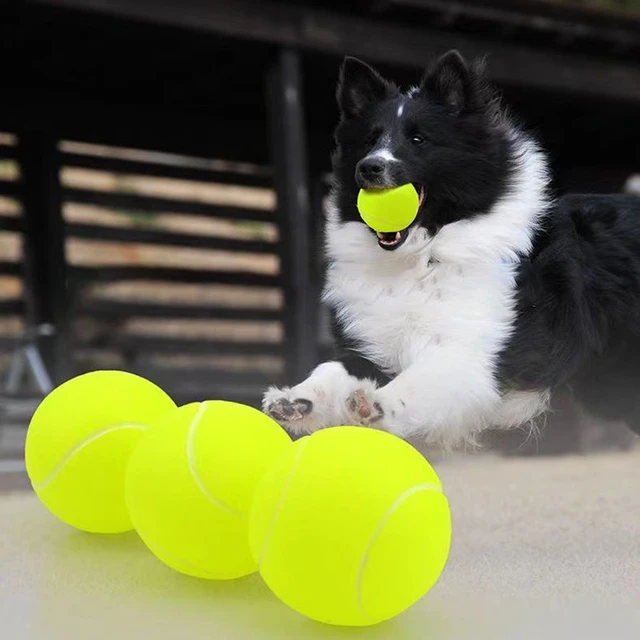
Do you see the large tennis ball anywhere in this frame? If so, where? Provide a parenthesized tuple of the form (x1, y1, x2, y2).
(25, 370, 176, 534)
(357, 184, 420, 232)
(125, 401, 292, 580)
(249, 427, 451, 626)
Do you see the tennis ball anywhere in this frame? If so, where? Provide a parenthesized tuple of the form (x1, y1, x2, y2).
(25, 370, 176, 534)
(357, 183, 420, 233)
(249, 427, 451, 627)
(125, 401, 292, 580)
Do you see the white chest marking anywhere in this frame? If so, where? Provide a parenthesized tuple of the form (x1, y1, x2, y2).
(324, 254, 517, 375)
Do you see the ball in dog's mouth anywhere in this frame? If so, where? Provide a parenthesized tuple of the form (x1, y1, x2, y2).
(376, 185, 425, 251)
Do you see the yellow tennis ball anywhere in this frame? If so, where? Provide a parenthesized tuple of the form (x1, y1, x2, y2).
(25, 370, 176, 534)
(125, 401, 292, 580)
(249, 427, 451, 627)
(357, 183, 420, 232)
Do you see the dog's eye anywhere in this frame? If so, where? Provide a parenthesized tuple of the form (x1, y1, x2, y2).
(411, 134, 426, 146)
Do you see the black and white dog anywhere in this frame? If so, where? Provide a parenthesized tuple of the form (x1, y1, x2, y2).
(264, 51, 640, 448)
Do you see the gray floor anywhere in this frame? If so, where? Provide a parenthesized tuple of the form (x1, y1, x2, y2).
(2, 448, 639, 640)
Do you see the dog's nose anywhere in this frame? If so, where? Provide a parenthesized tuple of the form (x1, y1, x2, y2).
(356, 157, 386, 184)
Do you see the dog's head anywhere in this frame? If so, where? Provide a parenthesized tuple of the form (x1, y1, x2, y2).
(331, 51, 515, 251)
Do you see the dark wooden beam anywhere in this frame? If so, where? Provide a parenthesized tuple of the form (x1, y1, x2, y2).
(483, 0, 640, 32)
(17, 130, 71, 383)
(70, 265, 280, 288)
(34, 0, 640, 102)
(79, 334, 282, 357)
(0, 95, 270, 165)
(2, 214, 278, 254)
(391, 0, 640, 52)
(65, 222, 277, 255)
(0, 145, 17, 161)
(0, 179, 20, 198)
(0, 261, 21, 277)
(0, 298, 23, 316)
(0, 216, 22, 234)
(133, 364, 281, 387)
(79, 299, 281, 322)
(267, 49, 318, 383)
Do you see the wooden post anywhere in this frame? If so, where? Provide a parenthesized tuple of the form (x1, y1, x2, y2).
(18, 130, 70, 384)
(267, 49, 318, 384)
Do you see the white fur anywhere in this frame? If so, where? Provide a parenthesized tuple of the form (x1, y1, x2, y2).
(369, 148, 399, 163)
(396, 100, 405, 118)
(264, 135, 552, 447)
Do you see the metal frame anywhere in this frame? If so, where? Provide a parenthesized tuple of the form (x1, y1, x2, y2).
(18, 130, 70, 384)
(3, 325, 55, 397)
(34, 0, 640, 103)
(267, 49, 319, 383)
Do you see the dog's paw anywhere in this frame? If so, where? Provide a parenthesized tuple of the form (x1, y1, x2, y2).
(346, 388, 384, 426)
(264, 395, 313, 423)
(262, 386, 321, 435)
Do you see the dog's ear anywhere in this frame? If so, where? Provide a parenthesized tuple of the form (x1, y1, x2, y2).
(419, 50, 472, 116)
(337, 57, 394, 119)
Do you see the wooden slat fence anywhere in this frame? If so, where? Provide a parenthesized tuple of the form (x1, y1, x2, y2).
(0, 136, 286, 408)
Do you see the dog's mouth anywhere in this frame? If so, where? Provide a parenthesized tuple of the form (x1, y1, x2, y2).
(376, 229, 409, 249)
(376, 185, 426, 251)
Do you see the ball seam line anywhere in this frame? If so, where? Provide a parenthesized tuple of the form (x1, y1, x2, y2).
(31, 423, 148, 490)
(355, 482, 444, 621)
(186, 402, 240, 518)
(257, 437, 310, 568)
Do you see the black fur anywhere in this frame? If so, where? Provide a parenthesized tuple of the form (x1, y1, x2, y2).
(329, 309, 392, 388)
(500, 194, 640, 434)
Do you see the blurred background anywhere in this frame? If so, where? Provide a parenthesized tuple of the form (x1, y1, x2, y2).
(1, 0, 640, 475)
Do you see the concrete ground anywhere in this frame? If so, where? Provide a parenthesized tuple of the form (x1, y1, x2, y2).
(1, 446, 639, 639)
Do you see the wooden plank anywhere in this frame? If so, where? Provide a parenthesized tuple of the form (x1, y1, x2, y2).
(78, 334, 282, 356)
(60, 151, 272, 188)
(267, 50, 318, 383)
(79, 299, 281, 321)
(70, 265, 280, 287)
(63, 188, 275, 223)
(66, 222, 276, 254)
(40, 0, 640, 102)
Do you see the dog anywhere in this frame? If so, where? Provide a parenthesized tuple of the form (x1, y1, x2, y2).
(263, 50, 640, 449)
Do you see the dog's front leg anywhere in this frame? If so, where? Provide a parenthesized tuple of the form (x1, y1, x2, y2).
(263, 361, 378, 436)
(345, 348, 501, 446)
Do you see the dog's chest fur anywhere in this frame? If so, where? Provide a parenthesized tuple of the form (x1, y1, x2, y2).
(323, 222, 519, 377)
